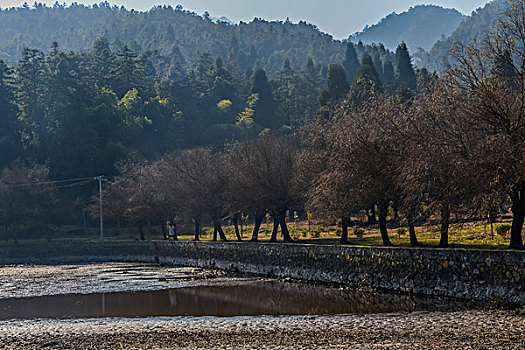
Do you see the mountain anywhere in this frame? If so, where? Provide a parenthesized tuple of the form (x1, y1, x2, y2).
(211, 16, 234, 25)
(350, 5, 465, 53)
(427, 0, 508, 70)
(0, 3, 345, 75)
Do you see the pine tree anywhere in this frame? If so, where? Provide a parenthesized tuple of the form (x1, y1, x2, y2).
(349, 54, 382, 109)
(373, 52, 384, 82)
(251, 68, 278, 129)
(394, 42, 416, 91)
(319, 63, 349, 107)
(382, 58, 395, 94)
(342, 42, 360, 84)
(0, 60, 21, 167)
(90, 36, 114, 88)
(109, 45, 144, 98)
(355, 54, 382, 86)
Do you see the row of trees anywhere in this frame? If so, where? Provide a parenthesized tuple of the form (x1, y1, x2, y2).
(104, 1, 525, 249)
(103, 135, 297, 242)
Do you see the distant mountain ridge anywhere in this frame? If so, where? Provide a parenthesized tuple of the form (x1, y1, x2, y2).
(350, 5, 465, 52)
(0, 3, 346, 75)
(427, 0, 508, 70)
(211, 16, 234, 25)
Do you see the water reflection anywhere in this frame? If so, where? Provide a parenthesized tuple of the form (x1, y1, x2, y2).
(0, 281, 475, 320)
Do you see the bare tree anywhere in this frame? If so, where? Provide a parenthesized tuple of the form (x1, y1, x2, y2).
(159, 148, 228, 242)
(300, 92, 404, 246)
(447, 0, 525, 248)
(0, 161, 56, 242)
(227, 134, 297, 243)
(399, 79, 479, 247)
(103, 161, 168, 241)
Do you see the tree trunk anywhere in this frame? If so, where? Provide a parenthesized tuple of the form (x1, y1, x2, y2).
(368, 206, 377, 224)
(194, 221, 200, 241)
(251, 213, 264, 242)
(214, 220, 228, 242)
(269, 214, 279, 243)
(509, 188, 525, 249)
(409, 223, 419, 247)
(407, 212, 419, 247)
(340, 217, 349, 244)
(232, 214, 242, 241)
(138, 223, 145, 241)
(439, 205, 450, 248)
(378, 204, 392, 246)
(279, 210, 294, 243)
(161, 222, 167, 240)
(212, 226, 218, 241)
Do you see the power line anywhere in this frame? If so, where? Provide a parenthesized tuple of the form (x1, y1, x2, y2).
(56, 179, 95, 189)
(0, 176, 96, 189)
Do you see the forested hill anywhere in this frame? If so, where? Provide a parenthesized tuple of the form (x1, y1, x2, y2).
(0, 2, 345, 74)
(427, 0, 508, 70)
(350, 5, 465, 52)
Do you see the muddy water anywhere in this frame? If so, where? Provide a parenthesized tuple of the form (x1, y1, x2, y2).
(0, 263, 477, 320)
(0, 281, 476, 320)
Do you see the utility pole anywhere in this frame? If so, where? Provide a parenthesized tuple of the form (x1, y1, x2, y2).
(95, 176, 104, 241)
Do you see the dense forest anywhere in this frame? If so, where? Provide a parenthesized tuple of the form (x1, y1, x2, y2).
(351, 5, 465, 52)
(0, 2, 346, 74)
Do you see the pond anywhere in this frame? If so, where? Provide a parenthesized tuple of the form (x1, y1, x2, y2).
(0, 264, 475, 320)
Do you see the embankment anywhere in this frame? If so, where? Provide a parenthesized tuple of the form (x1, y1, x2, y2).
(0, 241, 523, 303)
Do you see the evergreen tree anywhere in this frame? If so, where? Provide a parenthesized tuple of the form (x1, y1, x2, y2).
(90, 36, 114, 88)
(110, 45, 144, 97)
(357, 41, 365, 56)
(373, 52, 384, 82)
(16, 48, 47, 159)
(355, 54, 382, 86)
(382, 58, 395, 94)
(319, 63, 349, 107)
(342, 42, 360, 84)
(251, 68, 278, 129)
(0, 60, 21, 167)
(394, 42, 416, 91)
(349, 54, 383, 109)
(212, 57, 236, 104)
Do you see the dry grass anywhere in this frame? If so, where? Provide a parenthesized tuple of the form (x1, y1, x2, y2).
(0, 220, 515, 250)
(192, 219, 513, 249)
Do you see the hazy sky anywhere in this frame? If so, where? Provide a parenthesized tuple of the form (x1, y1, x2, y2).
(0, 0, 491, 38)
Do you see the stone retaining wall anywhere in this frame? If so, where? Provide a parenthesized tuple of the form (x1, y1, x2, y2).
(0, 241, 524, 303)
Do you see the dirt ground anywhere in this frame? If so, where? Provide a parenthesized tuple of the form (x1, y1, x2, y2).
(0, 309, 524, 349)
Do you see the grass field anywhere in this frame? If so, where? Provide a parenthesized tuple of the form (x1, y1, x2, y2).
(0, 219, 516, 250)
(205, 220, 513, 249)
